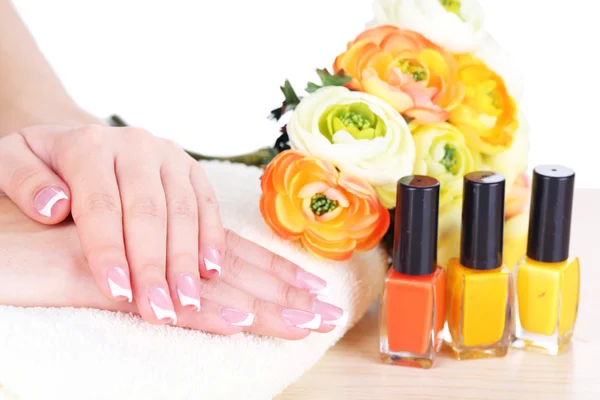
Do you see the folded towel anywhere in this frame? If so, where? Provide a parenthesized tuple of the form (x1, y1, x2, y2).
(0, 161, 387, 400)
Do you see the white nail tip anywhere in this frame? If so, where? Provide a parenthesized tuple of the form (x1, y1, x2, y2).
(38, 190, 68, 217)
(323, 311, 349, 327)
(150, 302, 178, 324)
(204, 258, 221, 275)
(296, 314, 322, 329)
(107, 277, 133, 302)
(177, 289, 201, 311)
(231, 313, 255, 327)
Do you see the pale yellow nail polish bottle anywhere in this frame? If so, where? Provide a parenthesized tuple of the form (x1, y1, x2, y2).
(512, 165, 580, 355)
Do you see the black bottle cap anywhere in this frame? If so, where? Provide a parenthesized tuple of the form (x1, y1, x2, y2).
(527, 165, 575, 263)
(393, 175, 440, 276)
(460, 171, 505, 270)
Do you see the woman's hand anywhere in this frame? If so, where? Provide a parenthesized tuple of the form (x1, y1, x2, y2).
(0, 124, 346, 331)
(0, 197, 348, 339)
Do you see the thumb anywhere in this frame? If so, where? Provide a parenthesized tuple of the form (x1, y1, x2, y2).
(0, 132, 71, 224)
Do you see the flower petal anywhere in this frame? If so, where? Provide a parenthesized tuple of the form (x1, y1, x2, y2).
(297, 181, 331, 199)
(275, 193, 305, 234)
(362, 68, 414, 112)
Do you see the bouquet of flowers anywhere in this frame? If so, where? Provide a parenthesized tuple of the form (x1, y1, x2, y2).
(183, 0, 531, 268)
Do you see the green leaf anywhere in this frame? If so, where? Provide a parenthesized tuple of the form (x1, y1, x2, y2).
(305, 68, 352, 92)
(317, 68, 352, 86)
(280, 80, 301, 108)
(269, 80, 301, 121)
(305, 82, 322, 93)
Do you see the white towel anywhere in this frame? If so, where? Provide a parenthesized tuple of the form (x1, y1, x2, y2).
(0, 161, 387, 400)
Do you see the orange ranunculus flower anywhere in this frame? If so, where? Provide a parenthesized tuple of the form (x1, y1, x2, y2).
(260, 150, 390, 261)
(333, 25, 464, 124)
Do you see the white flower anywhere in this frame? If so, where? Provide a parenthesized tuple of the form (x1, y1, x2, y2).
(288, 86, 415, 208)
(369, 0, 485, 53)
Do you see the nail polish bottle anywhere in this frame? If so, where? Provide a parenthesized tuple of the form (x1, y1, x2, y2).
(446, 172, 514, 360)
(380, 175, 446, 369)
(512, 165, 580, 355)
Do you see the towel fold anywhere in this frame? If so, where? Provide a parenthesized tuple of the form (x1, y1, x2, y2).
(0, 161, 386, 400)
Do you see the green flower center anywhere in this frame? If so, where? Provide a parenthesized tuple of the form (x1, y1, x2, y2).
(339, 111, 371, 130)
(439, 0, 463, 18)
(318, 102, 387, 142)
(440, 144, 459, 174)
(310, 193, 338, 216)
(398, 59, 428, 82)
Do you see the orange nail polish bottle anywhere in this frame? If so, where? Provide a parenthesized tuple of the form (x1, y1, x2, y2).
(380, 175, 446, 369)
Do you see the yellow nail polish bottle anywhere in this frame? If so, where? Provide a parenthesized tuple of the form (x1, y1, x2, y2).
(446, 172, 514, 360)
(512, 165, 579, 355)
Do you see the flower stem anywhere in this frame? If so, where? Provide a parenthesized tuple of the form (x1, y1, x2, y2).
(185, 147, 278, 169)
(108, 115, 278, 169)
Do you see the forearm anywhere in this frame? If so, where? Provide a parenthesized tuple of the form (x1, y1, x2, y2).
(0, 0, 100, 136)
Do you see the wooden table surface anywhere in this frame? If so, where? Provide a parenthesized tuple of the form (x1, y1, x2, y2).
(278, 189, 600, 400)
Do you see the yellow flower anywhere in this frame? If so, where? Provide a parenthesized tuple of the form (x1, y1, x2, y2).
(410, 121, 477, 258)
(411, 121, 477, 199)
(449, 54, 519, 155)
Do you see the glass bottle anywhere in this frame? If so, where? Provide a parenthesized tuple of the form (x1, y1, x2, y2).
(445, 172, 514, 360)
(380, 175, 446, 369)
(512, 165, 580, 355)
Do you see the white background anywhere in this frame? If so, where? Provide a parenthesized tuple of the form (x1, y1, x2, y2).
(12, 0, 599, 188)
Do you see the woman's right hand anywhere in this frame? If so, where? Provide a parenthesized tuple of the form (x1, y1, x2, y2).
(0, 197, 348, 339)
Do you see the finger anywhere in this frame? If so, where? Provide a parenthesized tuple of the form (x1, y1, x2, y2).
(190, 162, 225, 279)
(224, 229, 329, 295)
(116, 128, 175, 325)
(160, 144, 201, 312)
(198, 278, 313, 340)
(53, 127, 133, 304)
(0, 132, 71, 224)
(221, 246, 349, 328)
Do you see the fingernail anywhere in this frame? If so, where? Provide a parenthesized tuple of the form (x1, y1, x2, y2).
(204, 247, 222, 276)
(313, 299, 348, 327)
(176, 275, 201, 311)
(220, 308, 255, 327)
(107, 266, 132, 302)
(33, 187, 68, 217)
(296, 268, 328, 295)
(281, 309, 322, 329)
(148, 285, 177, 324)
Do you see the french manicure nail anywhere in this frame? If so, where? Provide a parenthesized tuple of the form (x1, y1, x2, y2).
(281, 309, 322, 329)
(107, 266, 132, 302)
(176, 275, 201, 311)
(204, 247, 222, 276)
(34, 187, 68, 217)
(220, 308, 255, 327)
(296, 268, 328, 295)
(148, 285, 177, 324)
(313, 299, 348, 327)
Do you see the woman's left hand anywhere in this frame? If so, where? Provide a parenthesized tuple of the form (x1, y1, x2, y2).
(0, 196, 347, 339)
